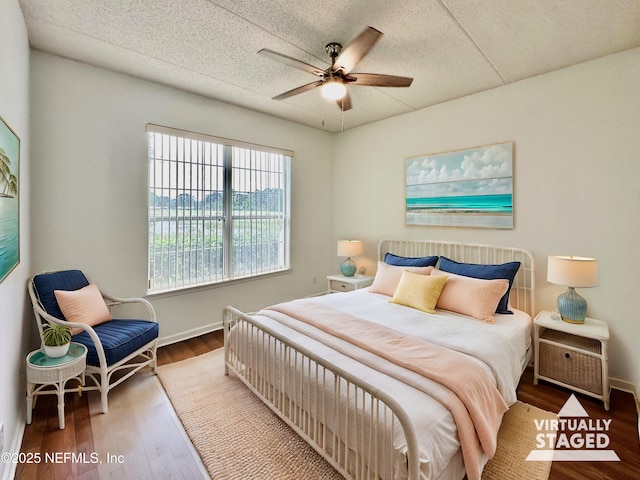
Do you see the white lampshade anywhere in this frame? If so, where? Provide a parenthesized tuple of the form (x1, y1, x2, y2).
(337, 240, 363, 258)
(547, 256, 598, 288)
(322, 79, 347, 100)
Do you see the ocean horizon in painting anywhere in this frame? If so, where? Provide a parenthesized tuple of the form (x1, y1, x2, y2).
(0, 115, 20, 282)
(0, 201, 19, 279)
(406, 193, 512, 213)
(405, 142, 513, 228)
(406, 193, 513, 228)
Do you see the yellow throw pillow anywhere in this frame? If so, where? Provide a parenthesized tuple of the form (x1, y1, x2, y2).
(54, 283, 112, 334)
(389, 270, 448, 314)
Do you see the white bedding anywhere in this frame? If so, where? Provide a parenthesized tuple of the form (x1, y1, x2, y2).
(233, 288, 532, 480)
(323, 289, 532, 405)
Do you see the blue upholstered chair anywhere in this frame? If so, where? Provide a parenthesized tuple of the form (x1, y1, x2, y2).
(29, 270, 159, 414)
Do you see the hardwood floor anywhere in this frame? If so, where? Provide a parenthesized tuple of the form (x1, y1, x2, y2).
(518, 368, 640, 480)
(16, 332, 222, 480)
(17, 331, 639, 480)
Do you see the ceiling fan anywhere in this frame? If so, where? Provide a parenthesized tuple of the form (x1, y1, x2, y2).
(259, 26, 413, 111)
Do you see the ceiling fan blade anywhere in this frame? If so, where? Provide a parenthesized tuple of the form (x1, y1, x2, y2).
(336, 90, 353, 111)
(347, 73, 413, 87)
(333, 26, 383, 74)
(259, 49, 325, 76)
(273, 80, 324, 100)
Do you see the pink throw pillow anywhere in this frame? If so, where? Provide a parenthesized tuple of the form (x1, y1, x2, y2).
(432, 269, 508, 323)
(54, 283, 112, 334)
(369, 262, 433, 296)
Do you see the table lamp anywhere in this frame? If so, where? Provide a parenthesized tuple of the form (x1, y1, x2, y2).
(337, 240, 363, 277)
(547, 255, 598, 324)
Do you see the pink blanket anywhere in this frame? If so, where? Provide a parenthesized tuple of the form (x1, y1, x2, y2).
(263, 300, 508, 480)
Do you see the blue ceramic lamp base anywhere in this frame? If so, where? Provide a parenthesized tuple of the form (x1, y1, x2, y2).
(558, 287, 587, 324)
(340, 258, 356, 277)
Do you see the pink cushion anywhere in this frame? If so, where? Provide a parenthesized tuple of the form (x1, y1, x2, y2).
(54, 283, 112, 334)
(369, 262, 433, 296)
(432, 269, 509, 323)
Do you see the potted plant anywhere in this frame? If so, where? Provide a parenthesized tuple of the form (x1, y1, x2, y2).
(42, 323, 72, 358)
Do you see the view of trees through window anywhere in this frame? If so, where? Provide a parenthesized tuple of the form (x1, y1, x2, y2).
(147, 125, 291, 292)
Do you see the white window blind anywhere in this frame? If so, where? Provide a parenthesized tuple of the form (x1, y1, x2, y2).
(147, 124, 291, 293)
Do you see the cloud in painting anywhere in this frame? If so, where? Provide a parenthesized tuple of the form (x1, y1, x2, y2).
(405, 143, 512, 198)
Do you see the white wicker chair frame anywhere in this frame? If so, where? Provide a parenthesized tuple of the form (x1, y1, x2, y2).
(28, 277, 158, 414)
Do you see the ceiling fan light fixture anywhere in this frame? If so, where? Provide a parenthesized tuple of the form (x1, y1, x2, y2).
(321, 78, 347, 100)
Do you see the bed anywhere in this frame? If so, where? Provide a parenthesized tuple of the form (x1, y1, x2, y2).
(223, 239, 535, 480)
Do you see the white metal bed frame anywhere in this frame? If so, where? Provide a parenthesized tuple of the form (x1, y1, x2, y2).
(223, 239, 535, 480)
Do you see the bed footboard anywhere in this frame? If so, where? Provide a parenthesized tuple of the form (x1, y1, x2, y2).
(223, 306, 421, 480)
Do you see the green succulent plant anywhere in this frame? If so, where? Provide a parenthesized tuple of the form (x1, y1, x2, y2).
(42, 323, 72, 347)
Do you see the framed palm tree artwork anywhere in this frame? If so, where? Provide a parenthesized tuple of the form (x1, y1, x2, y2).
(0, 114, 20, 283)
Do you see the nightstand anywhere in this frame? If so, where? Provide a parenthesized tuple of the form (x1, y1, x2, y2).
(533, 311, 610, 410)
(327, 274, 374, 293)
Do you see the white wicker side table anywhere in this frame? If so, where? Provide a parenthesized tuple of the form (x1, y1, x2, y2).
(26, 342, 87, 429)
(533, 311, 610, 410)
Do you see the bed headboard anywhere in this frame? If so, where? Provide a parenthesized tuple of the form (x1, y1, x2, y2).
(378, 239, 536, 318)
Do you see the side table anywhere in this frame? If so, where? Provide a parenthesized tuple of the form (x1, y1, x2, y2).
(327, 274, 374, 293)
(533, 311, 610, 410)
(26, 342, 87, 429)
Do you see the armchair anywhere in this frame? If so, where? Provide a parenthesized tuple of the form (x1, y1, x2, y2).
(28, 270, 159, 414)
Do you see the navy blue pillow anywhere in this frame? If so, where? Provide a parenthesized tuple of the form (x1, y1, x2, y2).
(438, 257, 521, 314)
(32, 270, 90, 320)
(384, 253, 439, 267)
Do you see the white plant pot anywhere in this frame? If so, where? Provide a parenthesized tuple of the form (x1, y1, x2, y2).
(44, 343, 70, 358)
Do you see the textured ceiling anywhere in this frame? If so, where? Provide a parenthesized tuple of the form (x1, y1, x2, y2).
(18, 0, 640, 132)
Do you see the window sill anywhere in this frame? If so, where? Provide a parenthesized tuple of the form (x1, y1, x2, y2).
(146, 268, 292, 299)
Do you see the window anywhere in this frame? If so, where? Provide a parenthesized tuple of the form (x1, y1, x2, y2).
(147, 124, 291, 293)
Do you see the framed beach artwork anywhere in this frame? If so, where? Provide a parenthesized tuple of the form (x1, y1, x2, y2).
(0, 115, 20, 283)
(405, 142, 513, 229)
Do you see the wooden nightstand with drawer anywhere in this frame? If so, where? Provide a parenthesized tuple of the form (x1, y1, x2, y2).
(533, 310, 610, 410)
(327, 274, 374, 293)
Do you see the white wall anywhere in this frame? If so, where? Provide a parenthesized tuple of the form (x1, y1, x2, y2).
(333, 48, 640, 392)
(0, 0, 31, 476)
(30, 51, 335, 342)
